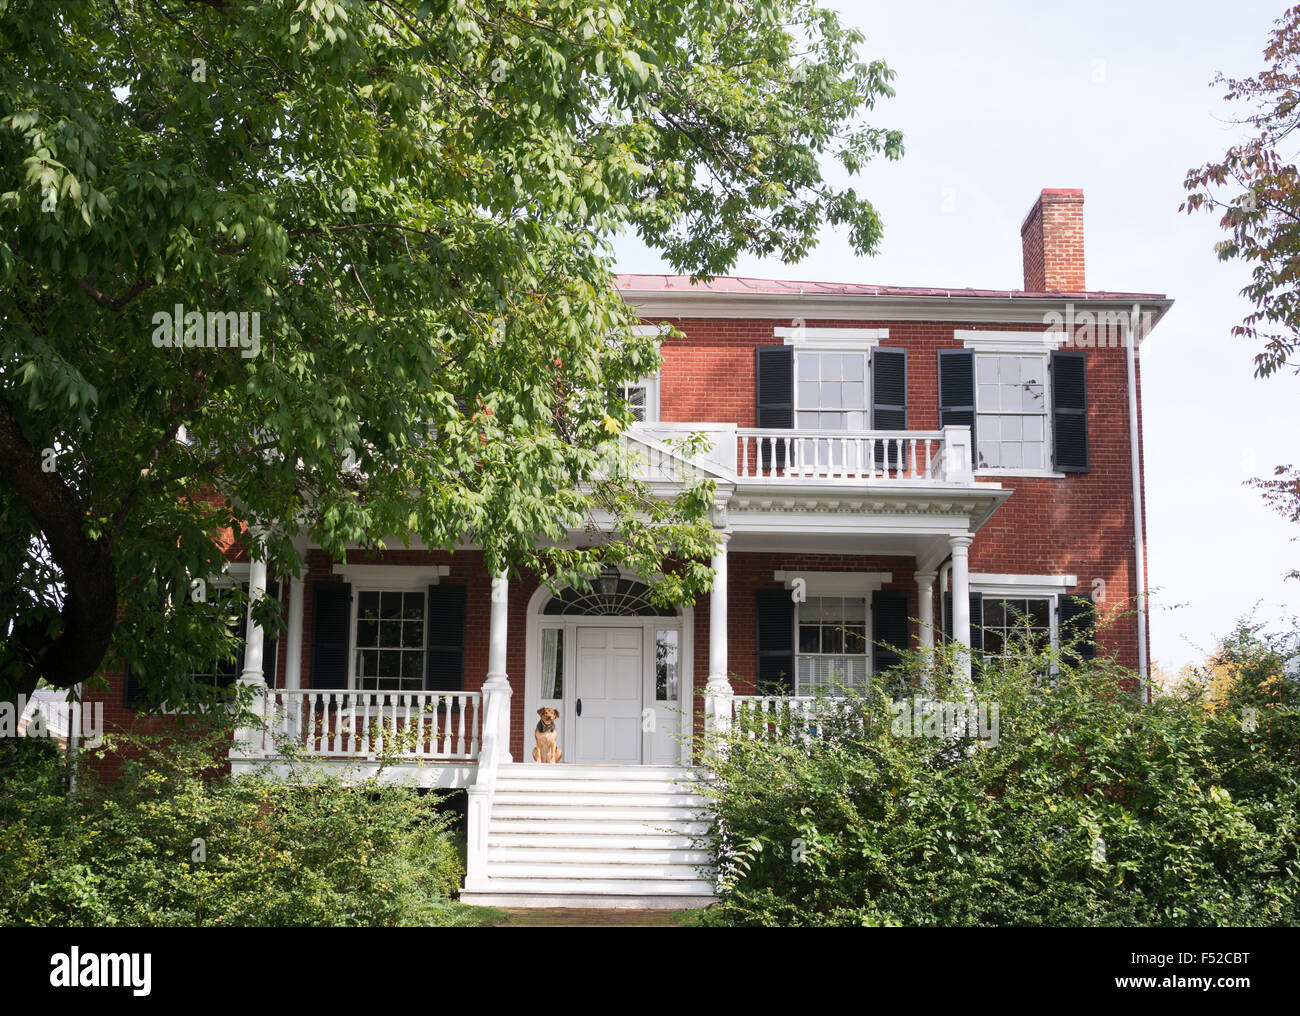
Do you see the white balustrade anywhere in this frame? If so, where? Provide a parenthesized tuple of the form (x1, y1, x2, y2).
(735, 428, 957, 483)
(254, 689, 482, 761)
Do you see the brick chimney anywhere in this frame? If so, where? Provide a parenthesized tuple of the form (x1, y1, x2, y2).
(1020, 188, 1085, 292)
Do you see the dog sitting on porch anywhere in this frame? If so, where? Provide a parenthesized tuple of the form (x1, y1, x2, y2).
(532, 707, 563, 763)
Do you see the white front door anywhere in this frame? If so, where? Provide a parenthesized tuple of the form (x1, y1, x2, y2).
(572, 626, 643, 764)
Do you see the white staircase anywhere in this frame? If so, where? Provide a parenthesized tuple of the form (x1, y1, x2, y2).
(459, 763, 717, 909)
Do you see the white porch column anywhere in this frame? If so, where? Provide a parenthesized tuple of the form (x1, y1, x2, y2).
(482, 573, 513, 763)
(284, 574, 304, 690)
(914, 569, 937, 692)
(239, 557, 268, 691)
(949, 536, 973, 686)
(233, 555, 269, 758)
(704, 534, 733, 734)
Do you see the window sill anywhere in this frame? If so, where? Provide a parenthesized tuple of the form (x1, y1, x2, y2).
(975, 468, 1067, 479)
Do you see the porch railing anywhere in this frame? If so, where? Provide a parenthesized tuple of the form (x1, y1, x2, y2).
(730, 694, 869, 741)
(736, 429, 949, 482)
(253, 689, 482, 761)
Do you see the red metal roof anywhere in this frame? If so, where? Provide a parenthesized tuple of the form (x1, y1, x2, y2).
(614, 273, 1167, 301)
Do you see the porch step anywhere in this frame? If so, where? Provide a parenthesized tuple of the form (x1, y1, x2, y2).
(494, 778, 702, 796)
(469, 764, 717, 908)
(488, 818, 712, 837)
(488, 832, 701, 850)
(492, 791, 709, 809)
(466, 878, 716, 897)
(488, 847, 713, 865)
(495, 767, 701, 784)
(485, 862, 709, 880)
(492, 804, 705, 822)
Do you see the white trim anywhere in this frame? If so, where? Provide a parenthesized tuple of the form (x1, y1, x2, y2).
(975, 468, 1067, 479)
(631, 324, 670, 337)
(773, 570, 892, 596)
(621, 292, 1174, 327)
(776, 326, 886, 347)
(970, 573, 1077, 597)
(958, 329, 1064, 354)
(332, 563, 448, 588)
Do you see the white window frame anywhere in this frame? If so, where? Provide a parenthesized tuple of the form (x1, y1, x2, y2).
(348, 581, 432, 692)
(958, 330, 1065, 478)
(794, 594, 870, 696)
(969, 574, 1077, 669)
(775, 571, 891, 694)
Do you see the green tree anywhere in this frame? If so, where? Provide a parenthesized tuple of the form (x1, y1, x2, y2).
(0, 0, 902, 706)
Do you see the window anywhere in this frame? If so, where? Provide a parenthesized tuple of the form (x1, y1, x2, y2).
(796, 596, 868, 694)
(355, 590, 426, 691)
(975, 354, 1048, 470)
(655, 629, 679, 701)
(540, 628, 564, 699)
(980, 597, 1052, 658)
(795, 351, 868, 430)
(189, 584, 243, 689)
(621, 373, 659, 423)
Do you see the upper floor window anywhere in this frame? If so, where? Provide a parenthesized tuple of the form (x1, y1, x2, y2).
(975, 353, 1048, 470)
(795, 351, 869, 430)
(621, 375, 658, 423)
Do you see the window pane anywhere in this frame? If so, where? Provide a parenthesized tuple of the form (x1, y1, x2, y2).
(821, 354, 842, 381)
(799, 625, 821, 653)
(798, 381, 820, 407)
(655, 629, 678, 701)
(380, 592, 402, 619)
(540, 628, 563, 698)
(797, 352, 819, 380)
(844, 353, 864, 382)
(843, 381, 865, 408)
(358, 591, 380, 620)
(402, 592, 424, 620)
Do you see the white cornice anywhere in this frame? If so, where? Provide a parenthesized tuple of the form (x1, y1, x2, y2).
(622, 291, 1174, 330)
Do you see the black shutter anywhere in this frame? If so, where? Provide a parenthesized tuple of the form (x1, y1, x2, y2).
(943, 590, 984, 653)
(755, 589, 795, 694)
(311, 582, 352, 689)
(426, 584, 467, 692)
(871, 348, 908, 468)
(1058, 593, 1097, 666)
(1051, 350, 1089, 473)
(938, 349, 977, 466)
(871, 589, 910, 677)
(123, 662, 142, 709)
(234, 581, 280, 688)
(755, 346, 794, 469)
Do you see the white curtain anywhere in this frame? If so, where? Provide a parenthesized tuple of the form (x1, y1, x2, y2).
(540, 628, 560, 699)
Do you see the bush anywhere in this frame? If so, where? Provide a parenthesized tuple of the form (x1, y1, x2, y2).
(695, 635, 1300, 926)
(0, 715, 475, 926)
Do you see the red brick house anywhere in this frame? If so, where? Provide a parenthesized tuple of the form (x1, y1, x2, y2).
(89, 188, 1170, 908)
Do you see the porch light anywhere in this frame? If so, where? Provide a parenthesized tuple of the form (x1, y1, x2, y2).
(597, 566, 621, 597)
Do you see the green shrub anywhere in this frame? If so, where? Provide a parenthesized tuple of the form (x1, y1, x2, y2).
(696, 635, 1300, 927)
(0, 715, 474, 926)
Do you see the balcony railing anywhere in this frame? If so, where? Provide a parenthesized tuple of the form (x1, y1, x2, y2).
(252, 689, 482, 761)
(628, 423, 974, 486)
(736, 429, 955, 483)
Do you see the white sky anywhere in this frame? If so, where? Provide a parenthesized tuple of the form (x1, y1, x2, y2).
(611, 0, 1300, 671)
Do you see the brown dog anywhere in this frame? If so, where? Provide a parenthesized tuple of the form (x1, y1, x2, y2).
(532, 707, 563, 763)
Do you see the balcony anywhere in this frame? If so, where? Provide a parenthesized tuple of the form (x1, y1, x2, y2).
(628, 423, 976, 488)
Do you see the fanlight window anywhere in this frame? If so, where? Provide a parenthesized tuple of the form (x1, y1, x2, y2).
(542, 578, 675, 617)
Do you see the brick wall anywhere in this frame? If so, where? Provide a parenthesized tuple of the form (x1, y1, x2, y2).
(652, 313, 1145, 669)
